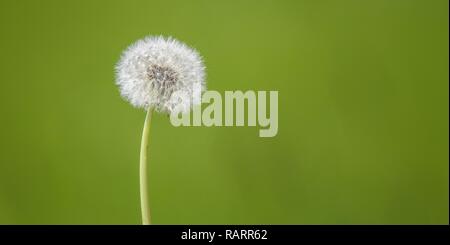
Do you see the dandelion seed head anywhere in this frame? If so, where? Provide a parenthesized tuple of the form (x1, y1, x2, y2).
(115, 36, 206, 114)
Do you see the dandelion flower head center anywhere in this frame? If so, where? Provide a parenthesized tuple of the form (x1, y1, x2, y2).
(147, 64, 178, 96)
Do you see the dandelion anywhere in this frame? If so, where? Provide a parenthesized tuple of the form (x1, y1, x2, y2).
(115, 36, 206, 224)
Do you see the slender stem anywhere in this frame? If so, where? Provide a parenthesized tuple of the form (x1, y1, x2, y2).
(140, 107, 153, 225)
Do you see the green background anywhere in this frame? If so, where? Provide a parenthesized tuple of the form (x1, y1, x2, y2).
(0, 0, 448, 224)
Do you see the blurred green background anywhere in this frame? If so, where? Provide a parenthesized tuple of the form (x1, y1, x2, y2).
(0, 0, 448, 224)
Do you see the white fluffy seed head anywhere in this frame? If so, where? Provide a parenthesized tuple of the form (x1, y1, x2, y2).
(115, 36, 206, 114)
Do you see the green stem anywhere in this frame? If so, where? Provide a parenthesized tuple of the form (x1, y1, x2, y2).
(140, 107, 153, 225)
